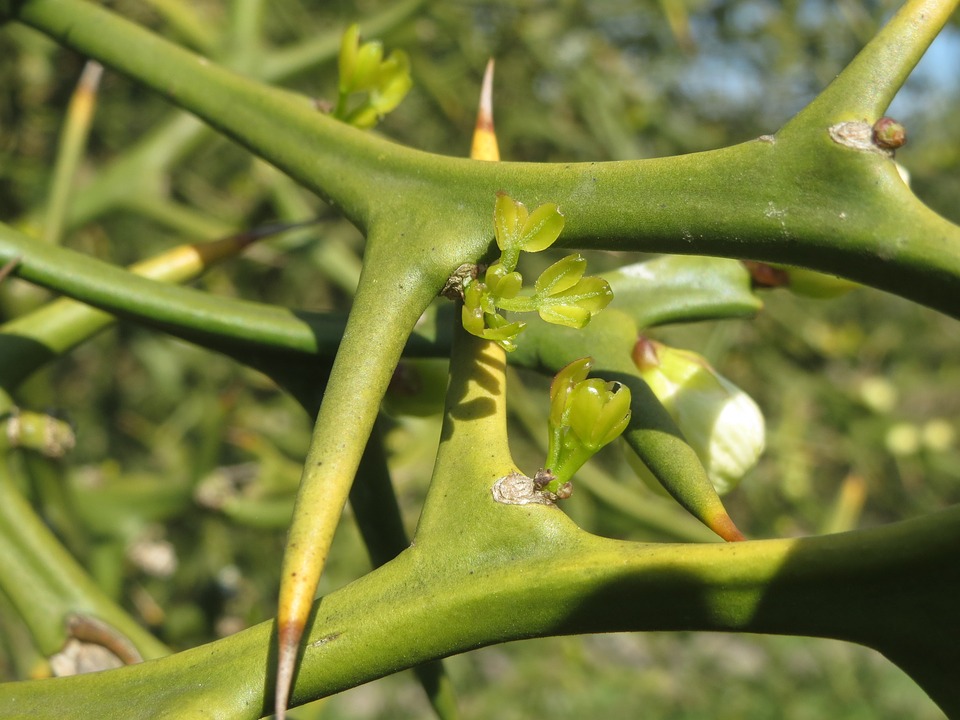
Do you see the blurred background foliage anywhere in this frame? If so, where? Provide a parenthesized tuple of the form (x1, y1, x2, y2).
(1, 0, 958, 717)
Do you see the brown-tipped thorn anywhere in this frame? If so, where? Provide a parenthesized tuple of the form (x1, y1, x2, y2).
(274, 618, 305, 720)
(192, 217, 323, 265)
(470, 59, 500, 162)
(708, 512, 747, 542)
(238, 217, 324, 245)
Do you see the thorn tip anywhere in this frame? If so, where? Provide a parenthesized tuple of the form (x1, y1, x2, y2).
(274, 618, 306, 720)
(471, 58, 500, 162)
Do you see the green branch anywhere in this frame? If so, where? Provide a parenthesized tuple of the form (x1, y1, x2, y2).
(783, 0, 960, 127)
(3, 492, 958, 718)
(0, 461, 168, 660)
(6, 0, 959, 317)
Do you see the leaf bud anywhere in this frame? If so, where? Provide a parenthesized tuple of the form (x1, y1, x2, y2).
(872, 116, 906, 151)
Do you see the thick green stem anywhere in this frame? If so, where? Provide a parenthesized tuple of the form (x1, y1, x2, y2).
(0, 229, 282, 391)
(3, 495, 958, 718)
(8, 0, 959, 317)
(349, 426, 459, 719)
(274, 221, 466, 717)
(782, 0, 960, 127)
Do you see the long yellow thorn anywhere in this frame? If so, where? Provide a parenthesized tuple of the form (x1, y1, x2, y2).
(272, 59, 503, 720)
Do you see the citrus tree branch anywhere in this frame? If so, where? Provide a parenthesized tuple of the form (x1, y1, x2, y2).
(3, 474, 958, 718)
(5, 0, 959, 316)
(782, 0, 960, 126)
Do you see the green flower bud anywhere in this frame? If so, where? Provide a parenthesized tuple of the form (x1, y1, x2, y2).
(632, 338, 764, 494)
(485, 262, 523, 300)
(347, 40, 384, 93)
(338, 24, 362, 94)
(549, 357, 593, 429)
(461, 280, 490, 336)
(463, 279, 495, 315)
(872, 116, 906, 150)
(461, 278, 525, 350)
(545, 357, 631, 487)
(567, 379, 632, 451)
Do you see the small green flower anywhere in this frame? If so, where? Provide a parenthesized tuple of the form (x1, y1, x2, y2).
(338, 24, 364, 92)
(567, 379, 633, 450)
(533, 255, 613, 328)
(457, 193, 611, 350)
(548, 356, 593, 439)
(339, 27, 384, 94)
(543, 357, 632, 491)
(496, 254, 613, 328)
(534, 253, 588, 296)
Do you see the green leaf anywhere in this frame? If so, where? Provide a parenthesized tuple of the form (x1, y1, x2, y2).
(604, 256, 762, 329)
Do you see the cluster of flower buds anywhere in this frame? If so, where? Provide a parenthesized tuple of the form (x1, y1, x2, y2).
(461, 193, 613, 351)
(541, 357, 632, 494)
(334, 24, 412, 129)
(630, 338, 765, 494)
